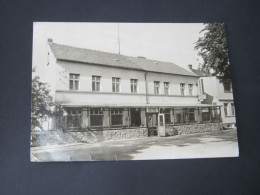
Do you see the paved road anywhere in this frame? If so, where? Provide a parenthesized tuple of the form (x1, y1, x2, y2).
(31, 129, 239, 161)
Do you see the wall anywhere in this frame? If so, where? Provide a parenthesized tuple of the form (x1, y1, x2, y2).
(216, 79, 234, 100)
(31, 128, 148, 147)
(56, 91, 147, 104)
(56, 61, 146, 93)
(55, 60, 199, 105)
(166, 123, 223, 136)
(219, 101, 236, 125)
(40, 44, 57, 99)
(146, 72, 199, 97)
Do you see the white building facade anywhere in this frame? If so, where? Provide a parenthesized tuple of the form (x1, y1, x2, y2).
(36, 39, 223, 138)
(190, 66, 236, 128)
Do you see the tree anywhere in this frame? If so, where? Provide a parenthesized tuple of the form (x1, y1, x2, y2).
(31, 76, 55, 130)
(195, 23, 231, 82)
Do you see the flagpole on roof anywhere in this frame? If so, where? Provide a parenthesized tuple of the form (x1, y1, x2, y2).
(118, 23, 120, 54)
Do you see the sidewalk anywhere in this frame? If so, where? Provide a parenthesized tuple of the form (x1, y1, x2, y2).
(31, 129, 239, 161)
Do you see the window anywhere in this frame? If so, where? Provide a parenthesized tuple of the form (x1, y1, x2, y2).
(223, 81, 232, 93)
(130, 108, 141, 127)
(112, 77, 120, 92)
(180, 83, 185, 96)
(188, 84, 193, 96)
(211, 107, 220, 122)
(164, 82, 169, 95)
(175, 109, 187, 123)
(66, 107, 82, 128)
(162, 108, 171, 123)
(111, 108, 123, 126)
(154, 81, 160, 94)
(92, 76, 101, 91)
(187, 108, 195, 122)
(224, 103, 228, 116)
(201, 107, 211, 121)
(90, 108, 103, 126)
(231, 103, 235, 116)
(130, 79, 138, 93)
(69, 74, 79, 90)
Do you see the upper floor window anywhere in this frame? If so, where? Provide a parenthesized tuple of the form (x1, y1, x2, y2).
(69, 74, 80, 90)
(130, 79, 138, 93)
(188, 84, 193, 96)
(223, 81, 232, 93)
(164, 82, 169, 95)
(154, 81, 160, 94)
(112, 77, 120, 92)
(92, 76, 101, 92)
(180, 83, 185, 96)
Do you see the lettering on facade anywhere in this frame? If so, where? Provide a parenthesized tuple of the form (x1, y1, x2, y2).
(146, 107, 159, 113)
(59, 70, 68, 86)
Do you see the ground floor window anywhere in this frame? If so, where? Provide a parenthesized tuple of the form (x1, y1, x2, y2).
(90, 108, 103, 127)
(66, 107, 82, 128)
(175, 109, 186, 123)
(201, 107, 211, 122)
(175, 108, 196, 124)
(187, 108, 196, 122)
(111, 108, 123, 126)
(130, 108, 141, 127)
(224, 103, 228, 116)
(211, 107, 220, 122)
(231, 103, 235, 116)
(161, 108, 171, 124)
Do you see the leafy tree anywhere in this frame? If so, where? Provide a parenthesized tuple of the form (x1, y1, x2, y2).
(31, 76, 55, 130)
(195, 23, 231, 82)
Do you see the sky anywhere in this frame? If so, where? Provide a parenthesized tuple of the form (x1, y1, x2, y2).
(32, 22, 205, 75)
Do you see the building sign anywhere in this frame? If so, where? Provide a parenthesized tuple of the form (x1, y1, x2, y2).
(198, 94, 206, 101)
(146, 107, 159, 113)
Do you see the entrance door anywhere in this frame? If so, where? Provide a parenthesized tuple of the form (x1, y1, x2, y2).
(157, 114, 166, 136)
(147, 113, 158, 136)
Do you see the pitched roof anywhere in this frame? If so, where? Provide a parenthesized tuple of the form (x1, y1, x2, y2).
(191, 69, 210, 77)
(49, 42, 198, 77)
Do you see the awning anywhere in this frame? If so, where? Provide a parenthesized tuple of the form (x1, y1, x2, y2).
(59, 102, 220, 108)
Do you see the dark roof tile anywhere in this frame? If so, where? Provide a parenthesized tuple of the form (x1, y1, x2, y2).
(49, 43, 198, 77)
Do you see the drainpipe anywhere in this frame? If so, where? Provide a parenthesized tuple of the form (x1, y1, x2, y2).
(145, 72, 149, 104)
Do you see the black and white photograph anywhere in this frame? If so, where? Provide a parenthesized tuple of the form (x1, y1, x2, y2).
(31, 22, 239, 161)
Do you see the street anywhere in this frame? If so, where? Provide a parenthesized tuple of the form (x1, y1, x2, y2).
(31, 129, 239, 161)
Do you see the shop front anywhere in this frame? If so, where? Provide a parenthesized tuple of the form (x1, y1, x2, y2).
(58, 103, 223, 140)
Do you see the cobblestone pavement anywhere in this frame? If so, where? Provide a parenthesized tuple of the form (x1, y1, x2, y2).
(31, 129, 239, 161)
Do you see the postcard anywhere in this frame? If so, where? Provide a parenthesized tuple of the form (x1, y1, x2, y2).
(31, 22, 238, 161)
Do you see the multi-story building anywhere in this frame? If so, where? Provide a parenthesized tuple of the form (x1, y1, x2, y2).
(189, 65, 236, 128)
(36, 39, 223, 138)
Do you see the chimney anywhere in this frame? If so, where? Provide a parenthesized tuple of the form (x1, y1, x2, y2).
(188, 64, 193, 70)
(47, 38, 53, 44)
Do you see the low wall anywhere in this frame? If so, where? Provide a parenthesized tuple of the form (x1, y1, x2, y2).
(166, 123, 223, 136)
(31, 128, 148, 147)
